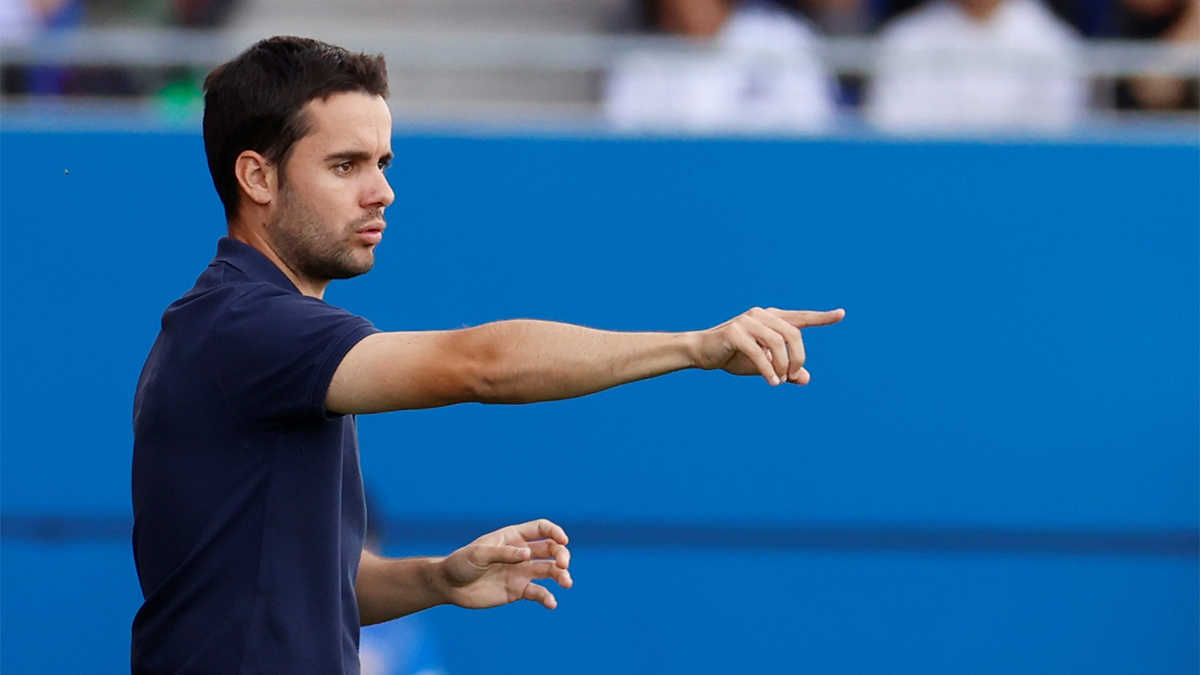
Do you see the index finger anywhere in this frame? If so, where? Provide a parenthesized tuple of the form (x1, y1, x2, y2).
(510, 518, 569, 545)
(770, 308, 846, 329)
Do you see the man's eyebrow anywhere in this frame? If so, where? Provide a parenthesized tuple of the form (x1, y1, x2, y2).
(324, 150, 394, 163)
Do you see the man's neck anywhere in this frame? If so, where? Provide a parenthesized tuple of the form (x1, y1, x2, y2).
(227, 223, 329, 300)
(957, 0, 1006, 22)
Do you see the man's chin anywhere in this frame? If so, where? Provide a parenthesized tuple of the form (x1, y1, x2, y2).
(341, 249, 376, 276)
(330, 263, 373, 280)
(306, 255, 374, 281)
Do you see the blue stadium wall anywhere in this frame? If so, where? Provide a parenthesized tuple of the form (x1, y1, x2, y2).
(1, 128, 1197, 674)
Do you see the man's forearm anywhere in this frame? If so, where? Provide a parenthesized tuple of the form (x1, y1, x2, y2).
(356, 551, 448, 626)
(463, 320, 698, 404)
(328, 307, 843, 414)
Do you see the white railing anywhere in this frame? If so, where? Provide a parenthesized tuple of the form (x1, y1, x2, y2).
(2, 27, 1197, 77)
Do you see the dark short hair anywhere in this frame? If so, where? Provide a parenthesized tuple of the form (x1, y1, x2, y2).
(202, 36, 389, 222)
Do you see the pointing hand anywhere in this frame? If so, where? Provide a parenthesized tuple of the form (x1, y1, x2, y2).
(694, 307, 845, 385)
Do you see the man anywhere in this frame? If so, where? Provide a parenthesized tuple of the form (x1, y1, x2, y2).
(867, 0, 1085, 131)
(131, 35, 845, 675)
(605, 0, 837, 131)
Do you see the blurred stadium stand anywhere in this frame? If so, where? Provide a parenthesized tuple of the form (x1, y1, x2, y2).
(1, 0, 1197, 129)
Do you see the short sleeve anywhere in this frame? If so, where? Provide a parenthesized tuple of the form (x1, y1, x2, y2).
(207, 284, 379, 427)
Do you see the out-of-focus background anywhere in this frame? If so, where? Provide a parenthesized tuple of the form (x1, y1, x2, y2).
(1, 0, 1197, 673)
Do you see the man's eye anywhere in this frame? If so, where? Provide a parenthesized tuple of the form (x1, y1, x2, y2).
(335, 162, 353, 174)
(378, 160, 391, 172)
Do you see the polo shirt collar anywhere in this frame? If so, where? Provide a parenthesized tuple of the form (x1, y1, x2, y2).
(214, 237, 301, 294)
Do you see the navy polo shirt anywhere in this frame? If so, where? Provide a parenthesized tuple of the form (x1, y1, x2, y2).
(131, 237, 380, 674)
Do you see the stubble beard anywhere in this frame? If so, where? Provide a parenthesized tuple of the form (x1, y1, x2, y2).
(269, 185, 377, 282)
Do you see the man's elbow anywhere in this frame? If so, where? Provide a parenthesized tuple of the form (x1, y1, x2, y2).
(456, 327, 536, 405)
(438, 327, 501, 405)
(464, 346, 509, 404)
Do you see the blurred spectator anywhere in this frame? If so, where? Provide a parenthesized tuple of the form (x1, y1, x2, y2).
(171, 0, 239, 26)
(866, 0, 1087, 132)
(358, 492, 450, 675)
(870, 0, 1087, 32)
(0, 0, 82, 94)
(1116, 0, 1199, 110)
(605, 0, 838, 131)
(0, 0, 38, 46)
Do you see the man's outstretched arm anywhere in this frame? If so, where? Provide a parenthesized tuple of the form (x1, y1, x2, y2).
(327, 307, 844, 414)
(356, 519, 572, 626)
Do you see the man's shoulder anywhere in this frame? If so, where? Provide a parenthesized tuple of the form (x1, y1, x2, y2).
(195, 261, 374, 349)
(164, 261, 284, 324)
(174, 254, 343, 312)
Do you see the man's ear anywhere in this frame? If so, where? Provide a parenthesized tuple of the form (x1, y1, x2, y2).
(234, 150, 276, 207)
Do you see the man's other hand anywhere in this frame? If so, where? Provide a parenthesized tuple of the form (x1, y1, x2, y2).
(438, 519, 572, 610)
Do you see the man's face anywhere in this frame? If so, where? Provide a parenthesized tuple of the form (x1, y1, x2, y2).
(268, 91, 395, 282)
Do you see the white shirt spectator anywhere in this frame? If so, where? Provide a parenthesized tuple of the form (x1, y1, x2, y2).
(0, 0, 36, 47)
(605, 1, 838, 132)
(867, 0, 1086, 133)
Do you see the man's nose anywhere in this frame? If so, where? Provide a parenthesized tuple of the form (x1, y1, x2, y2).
(365, 169, 395, 209)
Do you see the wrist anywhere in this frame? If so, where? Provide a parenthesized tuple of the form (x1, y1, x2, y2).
(423, 556, 451, 606)
(678, 331, 703, 369)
